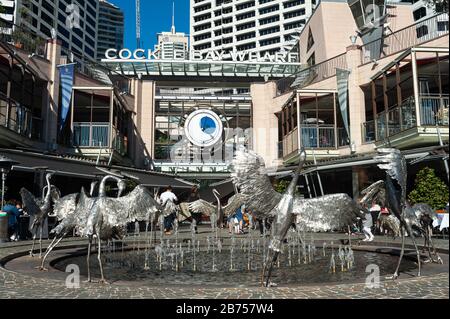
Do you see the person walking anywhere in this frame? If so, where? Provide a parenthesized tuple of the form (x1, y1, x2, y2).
(369, 201, 381, 234)
(159, 186, 178, 235)
(362, 208, 374, 242)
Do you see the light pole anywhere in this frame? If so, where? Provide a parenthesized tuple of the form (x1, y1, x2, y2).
(0, 156, 18, 209)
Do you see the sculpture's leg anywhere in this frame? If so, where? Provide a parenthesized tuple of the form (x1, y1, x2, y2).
(428, 226, 443, 264)
(38, 225, 43, 258)
(390, 227, 405, 280)
(404, 223, 421, 277)
(85, 237, 92, 283)
(37, 234, 62, 271)
(30, 228, 37, 257)
(261, 248, 280, 287)
(98, 239, 108, 284)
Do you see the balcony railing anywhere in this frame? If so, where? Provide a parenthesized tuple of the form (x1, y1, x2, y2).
(361, 13, 449, 64)
(276, 53, 348, 95)
(362, 95, 449, 142)
(73, 122, 128, 156)
(0, 92, 42, 141)
(281, 125, 348, 158)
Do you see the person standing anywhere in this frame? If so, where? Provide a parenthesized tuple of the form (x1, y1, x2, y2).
(362, 209, 374, 242)
(159, 186, 178, 235)
(369, 201, 381, 234)
(2, 200, 21, 241)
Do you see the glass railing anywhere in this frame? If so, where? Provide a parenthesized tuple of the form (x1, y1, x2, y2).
(361, 13, 449, 64)
(73, 123, 110, 148)
(73, 122, 128, 156)
(420, 96, 450, 126)
(301, 126, 336, 149)
(363, 95, 448, 142)
(362, 120, 376, 143)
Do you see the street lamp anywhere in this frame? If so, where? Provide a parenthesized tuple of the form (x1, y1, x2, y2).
(0, 156, 18, 209)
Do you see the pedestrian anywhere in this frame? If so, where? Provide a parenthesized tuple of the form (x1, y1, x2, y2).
(2, 200, 21, 241)
(362, 208, 374, 242)
(369, 201, 381, 234)
(159, 186, 178, 235)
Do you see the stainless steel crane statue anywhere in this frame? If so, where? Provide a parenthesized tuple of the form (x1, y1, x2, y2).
(188, 189, 245, 228)
(20, 172, 60, 257)
(231, 148, 364, 287)
(37, 180, 121, 271)
(77, 175, 161, 283)
(361, 149, 443, 279)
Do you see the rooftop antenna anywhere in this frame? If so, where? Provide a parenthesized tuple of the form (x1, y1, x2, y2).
(171, 1, 176, 34)
(136, 0, 141, 48)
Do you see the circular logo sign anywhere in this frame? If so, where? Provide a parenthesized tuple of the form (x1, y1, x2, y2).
(184, 109, 223, 147)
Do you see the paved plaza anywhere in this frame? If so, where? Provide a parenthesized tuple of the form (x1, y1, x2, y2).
(0, 228, 448, 299)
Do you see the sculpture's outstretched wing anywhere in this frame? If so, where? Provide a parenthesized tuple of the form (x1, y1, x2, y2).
(231, 149, 282, 217)
(223, 193, 246, 217)
(75, 187, 96, 236)
(293, 194, 364, 232)
(189, 199, 216, 216)
(361, 180, 386, 206)
(103, 185, 162, 227)
(19, 188, 41, 216)
(375, 148, 407, 201)
(52, 193, 78, 221)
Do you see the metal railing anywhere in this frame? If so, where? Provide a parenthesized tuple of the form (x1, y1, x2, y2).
(361, 13, 449, 64)
(276, 53, 348, 95)
(0, 92, 42, 140)
(362, 95, 449, 142)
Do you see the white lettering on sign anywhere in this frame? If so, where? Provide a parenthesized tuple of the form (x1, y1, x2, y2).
(103, 48, 299, 64)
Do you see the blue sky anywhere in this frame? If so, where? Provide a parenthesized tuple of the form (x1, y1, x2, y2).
(108, 0, 190, 50)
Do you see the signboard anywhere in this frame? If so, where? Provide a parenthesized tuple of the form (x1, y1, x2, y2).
(103, 48, 299, 64)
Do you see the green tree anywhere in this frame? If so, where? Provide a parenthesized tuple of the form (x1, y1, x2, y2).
(408, 167, 449, 210)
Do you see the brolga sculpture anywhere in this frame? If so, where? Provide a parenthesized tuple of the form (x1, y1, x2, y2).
(77, 175, 161, 283)
(231, 148, 364, 287)
(361, 157, 443, 272)
(364, 148, 424, 279)
(37, 180, 110, 271)
(20, 172, 60, 258)
(188, 189, 245, 228)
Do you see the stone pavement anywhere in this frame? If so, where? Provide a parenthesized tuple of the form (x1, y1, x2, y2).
(0, 228, 448, 299)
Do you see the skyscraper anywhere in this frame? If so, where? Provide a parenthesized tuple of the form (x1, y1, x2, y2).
(0, 0, 99, 62)
(190, 0, 315, 58)
(97, 0, 124, 61)
(155, 2, 189, 60)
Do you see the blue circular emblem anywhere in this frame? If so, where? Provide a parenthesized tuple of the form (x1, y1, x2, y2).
(200, 116, 216, 134)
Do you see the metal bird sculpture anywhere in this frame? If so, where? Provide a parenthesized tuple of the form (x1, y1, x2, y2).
(362, 182, 442, 263)
(38, 181, 102, 271)
(369, 148, 423, 279)
(20, 172, 60, 257)
(231, 148, 364, 287)
(77, 175, 161, 283)
(188, 189, 245, 228)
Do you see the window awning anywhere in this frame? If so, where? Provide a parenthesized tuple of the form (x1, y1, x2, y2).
(0, 149, 195, 189)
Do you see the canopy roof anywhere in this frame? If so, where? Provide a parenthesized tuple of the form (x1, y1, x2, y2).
(101, 60, 304, 78)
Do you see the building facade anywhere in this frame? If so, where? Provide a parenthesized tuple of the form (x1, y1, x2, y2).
(0, 0, 98, 62)
(97, 0, 124, 61)
(1, 0, 448, 200)
(190, 0, 315, 58)
(155, 29, 189, 60)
